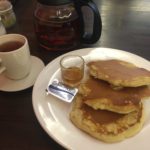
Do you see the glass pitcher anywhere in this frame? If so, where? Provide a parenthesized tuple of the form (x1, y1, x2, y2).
(34, 0, 102, 51)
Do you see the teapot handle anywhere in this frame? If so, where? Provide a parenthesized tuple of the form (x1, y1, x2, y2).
(75, 0, 102, 44)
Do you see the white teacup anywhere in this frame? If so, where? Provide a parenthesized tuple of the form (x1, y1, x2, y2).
(0, 34, 31, 80)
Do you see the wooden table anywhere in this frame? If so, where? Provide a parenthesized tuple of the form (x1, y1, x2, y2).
(0, 0, 150, 149)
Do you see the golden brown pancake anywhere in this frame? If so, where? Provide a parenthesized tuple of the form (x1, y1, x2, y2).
(87, 59, 150, 87)
(79, 77, 150, 114)
(70, 95, 145, 143)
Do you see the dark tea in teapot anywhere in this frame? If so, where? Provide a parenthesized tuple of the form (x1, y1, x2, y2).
(34, 3, 81, 51)
(34, 0, 102, 51)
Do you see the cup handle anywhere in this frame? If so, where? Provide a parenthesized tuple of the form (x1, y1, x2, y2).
(75, 0, 102, 44)
(0, 58, 6, 74)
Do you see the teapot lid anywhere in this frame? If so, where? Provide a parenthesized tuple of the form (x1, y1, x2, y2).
(37, 0, 73, 5)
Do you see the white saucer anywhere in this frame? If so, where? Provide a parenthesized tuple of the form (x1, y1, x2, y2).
(0, 56, 45, 92)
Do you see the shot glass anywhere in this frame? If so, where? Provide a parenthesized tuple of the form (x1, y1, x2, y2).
(60, 55, 85, 87)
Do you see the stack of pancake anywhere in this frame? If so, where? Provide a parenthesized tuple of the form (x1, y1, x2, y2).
(70, 59, 150, 143)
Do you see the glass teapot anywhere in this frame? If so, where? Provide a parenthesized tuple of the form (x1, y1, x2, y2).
(34, 0, 102, 51)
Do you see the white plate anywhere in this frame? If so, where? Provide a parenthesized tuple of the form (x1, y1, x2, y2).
(32, 48, 150, 150)
(0, 56, 45, 92)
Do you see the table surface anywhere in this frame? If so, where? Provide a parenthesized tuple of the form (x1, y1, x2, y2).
(0, 0, 150, 149)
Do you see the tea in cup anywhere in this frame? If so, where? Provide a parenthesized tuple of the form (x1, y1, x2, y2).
(0, 34, 31, 80)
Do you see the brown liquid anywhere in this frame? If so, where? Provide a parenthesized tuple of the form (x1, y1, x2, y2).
(83, 78, 150, 105)
(62, 67, 83, 87)
(34, 17, 81, 51)
(0, 41, 24, 52)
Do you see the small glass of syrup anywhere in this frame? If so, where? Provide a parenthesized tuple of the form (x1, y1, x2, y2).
(60, 55, 84, 87)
